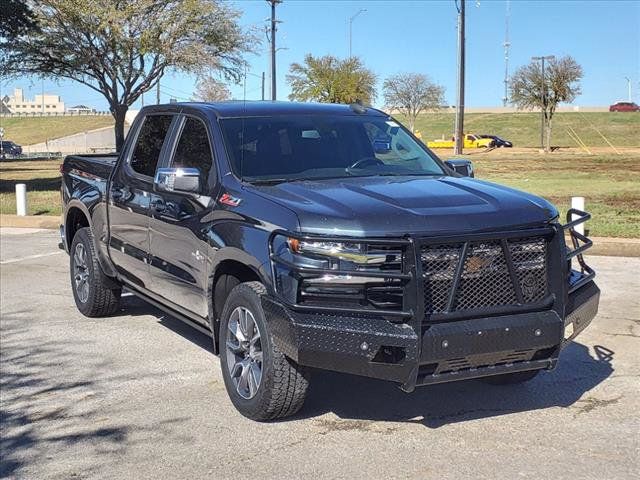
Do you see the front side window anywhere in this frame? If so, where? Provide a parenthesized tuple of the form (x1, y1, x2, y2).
(219, 115, 444, 182)
(130, 114, 173, 177)
(170, 117, 214, 193)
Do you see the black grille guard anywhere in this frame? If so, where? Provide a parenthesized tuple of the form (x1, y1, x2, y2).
(564, 208, 596, 294)
(270, 215, 595, 319)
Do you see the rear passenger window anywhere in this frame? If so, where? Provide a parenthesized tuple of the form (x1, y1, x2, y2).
(170, 118, 214, 192)
(130, 115, 173, 177)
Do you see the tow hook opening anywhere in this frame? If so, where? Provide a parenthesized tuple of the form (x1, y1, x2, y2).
(371, 345, 406, 364)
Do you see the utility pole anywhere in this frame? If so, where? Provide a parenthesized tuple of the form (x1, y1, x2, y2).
(268, 0, 281, 101)
(349, 9, 366, 58)
(41, 79, 45, 114)
(502, 0, 511, 106)
(453, 0, 466, 155)
(625, 76, 632, 102)
(156, 80, 160, 105)
(532, 55, 555, 149)
(261, 71, 265, 101)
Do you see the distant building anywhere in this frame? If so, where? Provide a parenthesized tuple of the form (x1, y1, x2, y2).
(2, 88, 65, 114)
(67, 104, 96, 114)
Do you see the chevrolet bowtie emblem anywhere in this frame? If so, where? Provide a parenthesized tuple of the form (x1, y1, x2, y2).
(466, 255, 493, 273)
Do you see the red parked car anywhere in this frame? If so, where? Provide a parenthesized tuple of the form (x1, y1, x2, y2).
(609, 101, 640, 112)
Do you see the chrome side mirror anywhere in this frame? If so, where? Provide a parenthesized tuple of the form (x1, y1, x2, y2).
(154, 167, 201, 194)
(444, 159, 474, 178)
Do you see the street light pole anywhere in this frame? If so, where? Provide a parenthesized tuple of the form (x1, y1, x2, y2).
(453, 0, 465, 155)
(532, 55, 555, 150)
(268, 0, 281, 101)
(625, 76, 632, 102)
(348, 9, 366, 58)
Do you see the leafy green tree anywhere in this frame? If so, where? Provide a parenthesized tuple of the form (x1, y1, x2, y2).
(383, 73, 445, 132)
(510, 56, 583, 152)
(286, 54, 376, 105)
(1, 0, 253, 150)
(0, 0, 38, 41)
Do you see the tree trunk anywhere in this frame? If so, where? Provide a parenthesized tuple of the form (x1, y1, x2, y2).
(544, 118, 553, 153)
(112, 105, 128, 153)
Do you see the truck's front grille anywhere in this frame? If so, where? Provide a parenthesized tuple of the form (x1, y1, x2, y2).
(421, 236, 548, 316)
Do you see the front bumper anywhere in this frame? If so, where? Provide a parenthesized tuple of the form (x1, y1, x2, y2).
(264, 210, 599, 391)
(263, 279, 599, 391)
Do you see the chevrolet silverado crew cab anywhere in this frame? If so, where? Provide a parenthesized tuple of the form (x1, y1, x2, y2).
(60, 102, 599, 421)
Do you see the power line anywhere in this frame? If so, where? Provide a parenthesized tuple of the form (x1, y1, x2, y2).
(503, 0, 511, 106)
(454, 0, 466, 155)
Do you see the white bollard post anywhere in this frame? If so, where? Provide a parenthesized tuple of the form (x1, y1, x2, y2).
(571, 196, 585, 236)
(16, 183, 28, 216)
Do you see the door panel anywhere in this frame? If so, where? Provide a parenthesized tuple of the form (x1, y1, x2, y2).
(149, 116, 217, 317)
(109, 173, 152, 288)
(149, 195, 211, 316)
(108, 114, 175, 289)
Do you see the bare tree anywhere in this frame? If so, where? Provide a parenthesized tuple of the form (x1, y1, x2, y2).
(1, 0, 254, 151)
(192, 77, 232, 102)
(510, 56, 583, 152)
(286, 54, 377, 105)
(383, 73, 445, 132)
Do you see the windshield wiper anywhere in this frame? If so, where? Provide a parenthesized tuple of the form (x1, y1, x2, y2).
(248, 178, 291, 185)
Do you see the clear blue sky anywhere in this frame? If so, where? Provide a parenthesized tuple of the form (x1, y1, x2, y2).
(3, 0, 639, 110)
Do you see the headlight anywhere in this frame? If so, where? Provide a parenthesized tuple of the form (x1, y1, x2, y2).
(287, 238, 386, 264)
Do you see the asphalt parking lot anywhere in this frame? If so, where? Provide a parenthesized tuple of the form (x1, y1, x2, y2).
(1, 228, 639, 479)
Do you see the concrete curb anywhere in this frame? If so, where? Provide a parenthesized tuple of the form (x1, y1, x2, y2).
(1, 214, 639, 257)
(587, 237, 640, 257)
(1, 214, 60, 230)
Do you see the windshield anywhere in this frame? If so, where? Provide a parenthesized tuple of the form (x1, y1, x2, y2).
(219, 115, 445, 182)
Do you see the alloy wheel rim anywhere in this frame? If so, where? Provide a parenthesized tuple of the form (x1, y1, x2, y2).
(225, 306, 263, 399)
(73, 243, 90, 303)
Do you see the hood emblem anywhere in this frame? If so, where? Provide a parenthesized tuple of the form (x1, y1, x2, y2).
(219, 193, 242, 207)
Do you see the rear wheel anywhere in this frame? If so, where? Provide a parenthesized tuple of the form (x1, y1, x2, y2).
(70, 227, 121, 317)
(480, 370, 540, 385)
(219, 281, 310, 421)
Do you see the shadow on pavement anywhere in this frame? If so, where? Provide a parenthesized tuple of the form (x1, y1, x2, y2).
(0, 309, 187, 478)
(128, 291, 614, 429)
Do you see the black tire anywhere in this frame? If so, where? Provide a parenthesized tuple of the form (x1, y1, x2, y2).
(480, 369, 540, 385)
(70, 227, 121, 317)
(219, 281, 310, 421)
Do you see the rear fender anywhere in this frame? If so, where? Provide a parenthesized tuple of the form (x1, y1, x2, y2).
(64, 199, 117, 279)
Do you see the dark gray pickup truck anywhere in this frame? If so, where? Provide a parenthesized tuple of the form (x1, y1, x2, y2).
(60, 102, 599, 420)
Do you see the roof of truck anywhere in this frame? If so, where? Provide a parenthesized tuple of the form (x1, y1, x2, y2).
(141, 101, 388, 119)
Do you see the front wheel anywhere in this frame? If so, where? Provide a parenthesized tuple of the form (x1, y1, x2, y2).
(480, 369, 540, 385)
(219, 281, 310, 421)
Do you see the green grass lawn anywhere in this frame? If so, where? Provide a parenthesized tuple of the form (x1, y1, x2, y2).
(397, 112, 640, 149)
(448, 150, 640, 238)
(0, 116, 114, 145)
(0, 159, 63, 216)
(1, 151, 638, 237)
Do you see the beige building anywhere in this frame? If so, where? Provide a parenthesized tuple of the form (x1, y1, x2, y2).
(2, 88, 65, 114)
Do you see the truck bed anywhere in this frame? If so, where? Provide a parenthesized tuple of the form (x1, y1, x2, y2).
(63, 153, 118, 181)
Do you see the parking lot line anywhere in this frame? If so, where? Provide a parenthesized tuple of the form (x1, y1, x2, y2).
(0, 251, 63, 265)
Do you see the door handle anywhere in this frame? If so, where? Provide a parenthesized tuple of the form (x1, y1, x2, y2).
(151, 198, 166, 213)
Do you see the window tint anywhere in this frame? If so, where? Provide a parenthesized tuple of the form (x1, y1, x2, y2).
(220, 115, 444, 181)
(130, 114, 173, 177)
(170, 118, 214, 193)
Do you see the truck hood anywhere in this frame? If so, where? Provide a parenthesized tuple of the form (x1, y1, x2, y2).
(250, 175, 558, 237)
